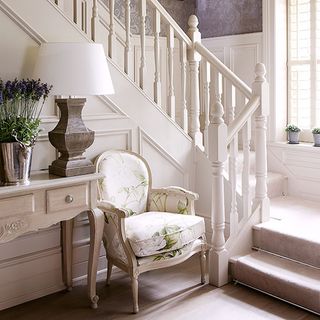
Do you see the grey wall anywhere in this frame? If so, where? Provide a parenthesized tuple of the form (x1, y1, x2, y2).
(109, 0, 195, 34)
(196, 0, 262, 38)
(109, 0, 262, 38)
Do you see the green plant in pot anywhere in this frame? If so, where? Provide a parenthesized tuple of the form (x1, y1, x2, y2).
(0, 78, 52, 185)
(312, 127, 320, 147)
(285, 124, 301, 144)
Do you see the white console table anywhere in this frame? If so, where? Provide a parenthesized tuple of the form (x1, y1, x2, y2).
(0, 171, 104, 309)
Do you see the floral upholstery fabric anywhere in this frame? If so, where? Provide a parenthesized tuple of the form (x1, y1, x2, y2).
(97, 152, 149, 216)
(125, 211, 205, 257)
(149, 190, 192, 214)
(137, 239, 205, 265)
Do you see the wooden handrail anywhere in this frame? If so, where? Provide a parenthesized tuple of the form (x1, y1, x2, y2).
(195, 42, 252, 99)
(227, 95, 260, 145)
(147, 0, 193, 47)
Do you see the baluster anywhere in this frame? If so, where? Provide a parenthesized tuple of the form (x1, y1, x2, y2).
(187, 15, 203, 147)
(73, 0, 79, 24)
(153, 9, 161, 105)
(252, 63, 269, 222)
(167, 25, 175, 120)
(124, 0, 131, 75)
(139, 0, 146, 89)
(180, 40, 188, 133)
(91, 0, 98, 41)
(242, 119, 251, 220)
(229, 137, 238, 237)
(228, 83, 238, 236)
(202, 59, 210, 154)
(208, 89, 228, 287)
(81, 0, 88, 33)
(108, 0, 115, 59)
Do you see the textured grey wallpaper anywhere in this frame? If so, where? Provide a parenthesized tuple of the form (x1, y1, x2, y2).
(105, 0, 195, 35)
(196, 0, 262, 38)
(104, 0, 262, 38)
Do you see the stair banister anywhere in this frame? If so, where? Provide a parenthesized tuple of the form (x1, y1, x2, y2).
(153, 9, 161, 105)
(108, 0, 115, 59)
(91, 0, 98, 41)
(187, 15, 203, 147)
(208, 81, 228, 287)
(194, 43, 252, 99)
(124, 0, 131, 75)
(226, 95, 260, 145)
(252, 63, 270, 222)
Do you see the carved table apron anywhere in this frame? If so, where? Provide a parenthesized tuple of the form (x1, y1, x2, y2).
(0, 171, 104, 309)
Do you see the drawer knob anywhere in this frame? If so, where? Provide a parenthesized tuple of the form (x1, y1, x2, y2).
(65, 195, 74, 203)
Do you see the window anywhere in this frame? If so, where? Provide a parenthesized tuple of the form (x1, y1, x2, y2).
(288, 0, 320, 139)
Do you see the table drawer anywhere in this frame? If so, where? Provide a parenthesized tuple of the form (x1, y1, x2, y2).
(47, 184, 88, 214)
(0, 194, 35, 218)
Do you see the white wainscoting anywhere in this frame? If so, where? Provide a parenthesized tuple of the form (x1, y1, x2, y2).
(0, 1, 193, 309)
(202, 33, 263, 86)
(268, 143, 320, 201)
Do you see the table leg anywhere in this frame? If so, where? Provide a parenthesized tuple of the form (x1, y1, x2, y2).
(87, 208, 104, 309)
(62, 219, 74, 291)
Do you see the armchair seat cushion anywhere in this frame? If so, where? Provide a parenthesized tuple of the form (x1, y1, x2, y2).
(125, 211, 205, 257)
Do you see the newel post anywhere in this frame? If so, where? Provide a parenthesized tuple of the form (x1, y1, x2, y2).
(187, 15, 203, 148)
(252, 63, 270, 222)
(208, 95, 228, 287)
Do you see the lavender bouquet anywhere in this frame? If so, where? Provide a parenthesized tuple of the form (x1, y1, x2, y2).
(0, 79, 52, 147)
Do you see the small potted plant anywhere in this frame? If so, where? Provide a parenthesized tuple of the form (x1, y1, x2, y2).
(0, 78, 52, 185)
(285, 124, 301, 144)
(312, 128, 320, 147)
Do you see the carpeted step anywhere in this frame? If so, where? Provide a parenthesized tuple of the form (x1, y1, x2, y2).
(253, 196, 320, 268)
(230, 251, 320, 314)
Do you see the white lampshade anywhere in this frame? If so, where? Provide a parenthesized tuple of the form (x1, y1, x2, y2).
(33, 42, 114, 96)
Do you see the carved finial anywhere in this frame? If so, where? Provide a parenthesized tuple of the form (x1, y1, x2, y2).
(188, 15, 199, 30)
(254, 63, 266, 82)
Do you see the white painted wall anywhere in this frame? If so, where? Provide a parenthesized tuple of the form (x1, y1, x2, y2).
(0, 0, 194, 309)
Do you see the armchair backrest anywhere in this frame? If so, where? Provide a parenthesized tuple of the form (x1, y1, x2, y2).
(95, 150, 151, 216)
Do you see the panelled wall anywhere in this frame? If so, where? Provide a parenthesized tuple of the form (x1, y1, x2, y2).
(0, 0, 192, 310)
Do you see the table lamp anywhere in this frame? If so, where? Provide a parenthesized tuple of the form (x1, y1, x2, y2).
(33, 42, 114, 177)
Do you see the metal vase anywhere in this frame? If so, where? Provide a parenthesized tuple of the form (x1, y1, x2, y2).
(313, 133, 320, 147)
(0, 142, 33, 186)
(288, 131, 300, 144)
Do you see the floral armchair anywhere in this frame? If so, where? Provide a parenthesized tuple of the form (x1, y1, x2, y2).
(95, 150, 208, 313)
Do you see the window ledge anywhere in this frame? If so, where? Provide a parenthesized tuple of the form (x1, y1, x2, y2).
(269, 141, 320, 153)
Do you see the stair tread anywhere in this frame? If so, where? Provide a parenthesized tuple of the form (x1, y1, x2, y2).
(233, 251, 320, 289)
(257, 196, 320, 243)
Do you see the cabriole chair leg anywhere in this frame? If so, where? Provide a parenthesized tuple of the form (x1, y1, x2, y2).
(131, 275, 139, 313)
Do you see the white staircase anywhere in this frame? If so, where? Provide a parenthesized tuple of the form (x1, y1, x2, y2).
(1, 0, 318, 314)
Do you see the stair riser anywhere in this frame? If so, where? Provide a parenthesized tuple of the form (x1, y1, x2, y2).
(253, 228, 320, 268)
(232, 261, 320, 314)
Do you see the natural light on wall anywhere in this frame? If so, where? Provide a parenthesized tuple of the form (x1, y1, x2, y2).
(288, 0, 320, 139)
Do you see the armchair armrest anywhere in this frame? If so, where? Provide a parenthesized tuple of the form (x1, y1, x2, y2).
(148, 186, 199, 215)
(97, 200, 131, 218)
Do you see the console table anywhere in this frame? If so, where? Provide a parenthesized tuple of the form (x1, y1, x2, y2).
(0, 171, 104, 309)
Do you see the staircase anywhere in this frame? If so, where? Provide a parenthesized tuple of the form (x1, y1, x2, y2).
(231, 196, 320, 314)
(0, 0, 319, 314)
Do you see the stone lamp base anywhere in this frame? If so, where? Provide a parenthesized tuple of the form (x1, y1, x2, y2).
(49, 98, 95, 177)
